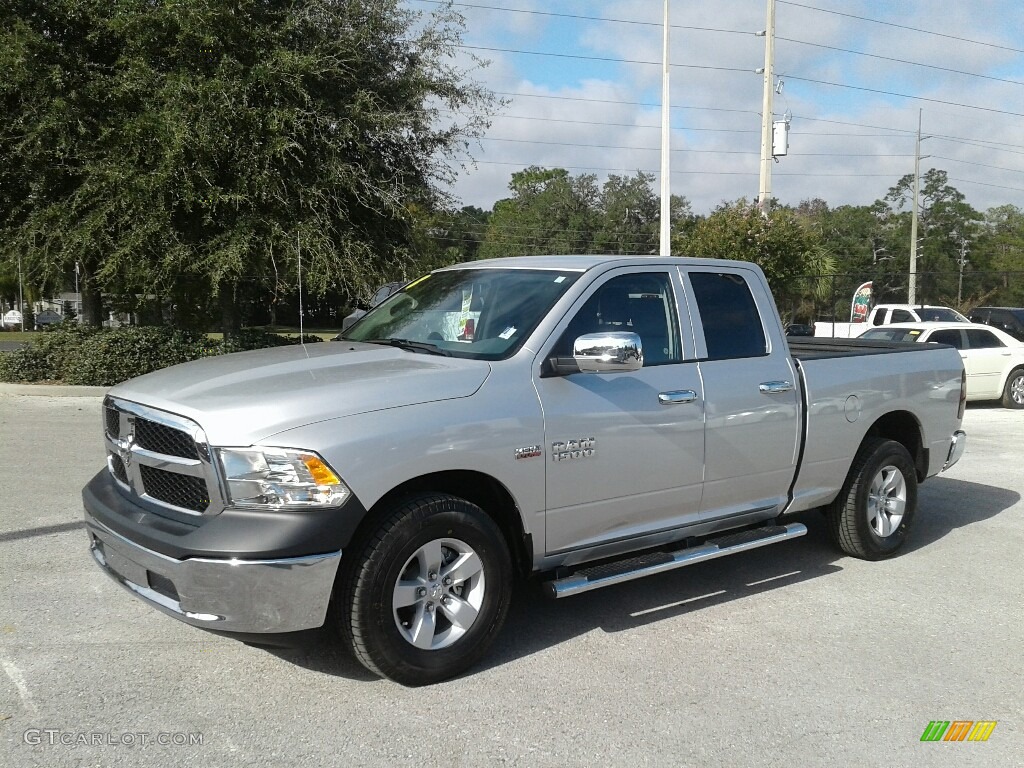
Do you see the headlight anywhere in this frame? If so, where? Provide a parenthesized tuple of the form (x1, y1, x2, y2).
(216, 447, 351, 510)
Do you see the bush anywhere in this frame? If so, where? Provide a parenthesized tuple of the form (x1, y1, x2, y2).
(61, 327, 209, 386)
(214, 328, 323, 354)
(0, 323, 98, 382)
(0, 324, 324, 386)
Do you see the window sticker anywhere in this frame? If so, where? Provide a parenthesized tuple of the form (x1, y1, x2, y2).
(554, 276, 566, 283)
(499, 326, 517, 340)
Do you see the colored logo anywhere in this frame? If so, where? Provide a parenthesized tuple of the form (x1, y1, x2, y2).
(920, 721, 997, 742)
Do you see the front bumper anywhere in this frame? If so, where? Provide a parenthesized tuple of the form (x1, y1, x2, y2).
(943, 429, 967, 472)
(85, 511, 342, 634)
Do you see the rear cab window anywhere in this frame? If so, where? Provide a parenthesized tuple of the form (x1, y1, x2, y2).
(687, 271, 768, 360)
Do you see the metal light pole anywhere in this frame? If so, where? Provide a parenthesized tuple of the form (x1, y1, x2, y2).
(659, 0, 671, 256)
(17, 252, 25, 332)
(757, 0, 777, 214)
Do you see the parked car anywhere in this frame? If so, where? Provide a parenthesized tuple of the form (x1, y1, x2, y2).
(784, 323, 814, 337)
(814, 304, 968, 338)
(968, 306, 1024, 342)
(340, 281, 405, 332)
(860, 321, 1024, 408)
(84, 255, 967, 685)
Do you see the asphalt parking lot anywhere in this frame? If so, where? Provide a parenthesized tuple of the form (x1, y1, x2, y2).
(1, 391, 1021, 767)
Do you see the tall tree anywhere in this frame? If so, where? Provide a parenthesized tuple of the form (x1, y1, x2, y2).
(480, 167, 600, 259)
(682, 199, 834, 322)
(881, 169, 982, 304)
(0, 0, 497, 331)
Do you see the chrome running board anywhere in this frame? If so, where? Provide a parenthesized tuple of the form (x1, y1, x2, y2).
(543, 523, 807, 599)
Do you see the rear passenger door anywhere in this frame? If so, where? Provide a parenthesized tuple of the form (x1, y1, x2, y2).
(683, 268, 801, 524)
(963, 327, 1010, 398)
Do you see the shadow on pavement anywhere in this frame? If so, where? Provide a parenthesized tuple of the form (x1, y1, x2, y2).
(260, 475, 1018, 683)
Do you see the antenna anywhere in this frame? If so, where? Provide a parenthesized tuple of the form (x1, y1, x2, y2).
(297, 233, 306, 351)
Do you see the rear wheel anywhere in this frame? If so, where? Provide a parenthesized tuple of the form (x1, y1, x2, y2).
(336, 494, 512, 686)
(827, 438, 918, 560)
(1001, 368, 1024, 409)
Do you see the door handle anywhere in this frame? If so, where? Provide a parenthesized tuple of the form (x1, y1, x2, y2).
(759, 381, 793, 394)
(658, 390, 698, 405)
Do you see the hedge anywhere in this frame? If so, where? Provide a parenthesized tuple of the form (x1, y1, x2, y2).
(0, 323, 323, 387)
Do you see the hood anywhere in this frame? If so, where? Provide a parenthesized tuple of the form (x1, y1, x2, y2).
(107, 341, 491, 445)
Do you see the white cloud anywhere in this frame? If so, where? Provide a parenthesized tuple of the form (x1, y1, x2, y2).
(435, 0, 1024, 214)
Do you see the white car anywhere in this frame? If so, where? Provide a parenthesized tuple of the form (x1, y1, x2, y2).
(860, 322, 1024, 408)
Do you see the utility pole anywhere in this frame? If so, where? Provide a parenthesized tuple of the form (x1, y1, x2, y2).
(908, 109, 929, 305)
(659, 0, 671, 256)
(757, 0, 777, 214)
(957, 237, 969, 306)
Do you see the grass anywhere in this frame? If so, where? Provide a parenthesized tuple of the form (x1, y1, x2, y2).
(0, 330, 41, 341)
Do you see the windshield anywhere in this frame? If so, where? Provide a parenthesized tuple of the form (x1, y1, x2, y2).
(342, 268, 581, 360)
(920, 308, 968, 322)
(860, 328, 925, 342)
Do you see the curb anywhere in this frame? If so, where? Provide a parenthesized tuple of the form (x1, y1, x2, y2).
(0, 383, 108, 397)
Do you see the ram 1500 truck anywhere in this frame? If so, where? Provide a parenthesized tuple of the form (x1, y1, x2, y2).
(83, 256, 968, 685)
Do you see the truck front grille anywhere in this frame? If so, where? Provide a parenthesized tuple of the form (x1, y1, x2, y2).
(102, 396, 223, 517)
(104, 403, 121, 438)
(139, 465, 209, 513)
(134, 418, 200, 460)
(109, 453, 129, 485)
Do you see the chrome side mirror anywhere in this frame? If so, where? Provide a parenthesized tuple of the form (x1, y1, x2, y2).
(573, 332, 643, 373)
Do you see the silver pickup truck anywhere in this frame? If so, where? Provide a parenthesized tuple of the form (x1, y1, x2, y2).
(83, 255, 967, 685)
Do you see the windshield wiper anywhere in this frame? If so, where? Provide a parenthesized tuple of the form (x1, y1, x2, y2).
(366, 338, 451, 356)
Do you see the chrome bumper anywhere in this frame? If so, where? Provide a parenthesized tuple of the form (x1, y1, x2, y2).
(85, 514, 342, 633)
(943, 429, 967, 472)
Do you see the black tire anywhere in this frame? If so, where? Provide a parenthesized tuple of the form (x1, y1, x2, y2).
(1001, 368, 1024, 409)
(827, 438, 918, 560)
(336, 493, 512, 686)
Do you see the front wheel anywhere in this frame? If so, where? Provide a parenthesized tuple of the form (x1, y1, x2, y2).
(827, 438, 918, 560)
(336, 494, 512, 686)
(1001, 368, 1024, 409)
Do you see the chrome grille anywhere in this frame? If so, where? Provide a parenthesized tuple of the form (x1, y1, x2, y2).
(104, 404, 121, 438)
(102, 396, 224, 517)
(134, 419, 199, 460)
(109, 453, 129, 485)
(139, 465, 209, 513)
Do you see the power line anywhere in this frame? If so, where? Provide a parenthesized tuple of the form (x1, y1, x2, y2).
(481, 136, 912, 159)
(412, 0, 752, 37)
(933, 156, 1024, 175)
(458, 44, 753, 74)
(778, 1, 1024, 55)
(949, 177, 1024, 194)
(778, 36, 1024, 87)
(493, 91, 759, 117)
(778, 74, 1024, 118)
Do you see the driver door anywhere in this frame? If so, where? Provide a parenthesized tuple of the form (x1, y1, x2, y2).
(534, 269, 706, 555)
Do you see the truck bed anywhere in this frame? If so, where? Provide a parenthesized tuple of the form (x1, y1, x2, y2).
(787, 336, 944, 360)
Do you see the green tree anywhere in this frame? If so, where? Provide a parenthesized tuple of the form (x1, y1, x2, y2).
(682, 199, 834, 323)
(881, 169, 982, 304)
(0, 0, 496, 333)
(480, 167, 600, 259)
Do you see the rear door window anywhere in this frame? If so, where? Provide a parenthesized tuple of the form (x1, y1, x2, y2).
(890, 309, 915, 323)
(929, 329, 965, 349)
(688, 272, 767, 360)
(966, 329, 1004, 349)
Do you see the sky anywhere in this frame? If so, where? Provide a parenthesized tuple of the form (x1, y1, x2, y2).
(410, 0, 1024, 215)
